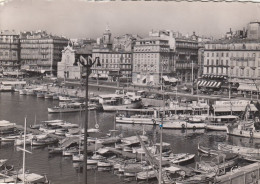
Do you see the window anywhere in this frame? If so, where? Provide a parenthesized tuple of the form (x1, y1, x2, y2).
(216, 53, 219, 57)
(236, 68, 239, 76)
(5, 52, 8, 56)
(221, 53, 224, 57)
(241, 69, 244, 76)
(207, 59, 209, 65)
(226, 53, 229, 57)
(216, 60, 219, 65)
(246, 69, 249, 76)
(207, 53, 209, 57)
(212, 53, 214, 57)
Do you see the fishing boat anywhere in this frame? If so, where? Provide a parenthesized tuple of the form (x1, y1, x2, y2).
(26, 89, 35, 96)
(136, 170, 156, 180)
(97, 161, 112, 167)
(19, 89, 27, 95)
(226, 120, 260, 138)
(58, 96, 72, 102)
(0, 120, 16, 127)
(87, 159, 98, 165)
(63, 147, 82, 156)
(169, 153, 195, 164)
(198, 143, 221, 156)
(205, 115, 238, 131)
(31, 137, 59, 146)
(218, 143, 260, 155)
(72, 154, 84, 162)
(36, 92, 45, 98)
(47, 102, 85, 113)
(99, 92, 142, 111)
(44, 92, 54, 99)
(195, 153, 238, 174)
(48, 147, 63, 154)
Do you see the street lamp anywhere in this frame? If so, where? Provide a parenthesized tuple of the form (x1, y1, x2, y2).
(74, 55, 101, 184)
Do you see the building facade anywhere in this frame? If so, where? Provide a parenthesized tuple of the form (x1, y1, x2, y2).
(20, 31, 68, 75)
(0, 30, 20, 74)
(175, 37, 198, 83)
(247, 22, 260, 40)
(132, 37, 174, 86)
(57, 45, 81, 79)
(203, 39, 260, 89)
(92, 48, 132, 82)
(148, 30, 199, 83)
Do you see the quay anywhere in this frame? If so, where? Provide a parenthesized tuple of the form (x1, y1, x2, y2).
(14, 125, 64, 140)
(216, 162, 260, 184)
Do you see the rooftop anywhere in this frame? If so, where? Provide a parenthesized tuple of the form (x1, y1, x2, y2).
(206, 38, 260, 44)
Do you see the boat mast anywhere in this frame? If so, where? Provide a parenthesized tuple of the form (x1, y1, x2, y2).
(158, 82, 165, 184)
(23, 117, 26, 184)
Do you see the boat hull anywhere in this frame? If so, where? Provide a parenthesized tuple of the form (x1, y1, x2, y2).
(48, 108, 85, 113)
(102, 101, 142, 111)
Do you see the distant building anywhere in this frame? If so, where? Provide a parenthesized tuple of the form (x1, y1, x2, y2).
(247, 22, 260, 40)
(113, 34, 142, 52)
(91, 27, 133, 82)
(0, 30, 20, 75)
(148, 30, 199, 83)
(57, 44, 92, 80)
(202, 39, 260, 92)
(20, 30, 68, 75)
(132, 37, 174, 86)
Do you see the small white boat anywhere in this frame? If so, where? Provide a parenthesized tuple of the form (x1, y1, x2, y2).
(63, 148, 81, 156)
(0, 120, 16, 127)
(58, 96, 72, 102)
(205, 122, 227, 131)
(91, 154, 106, 160)
(169, 153, 195, 164)
(87, 159, 98, 165)
(44, 92, 54, 99)
(72, 154, 84, 162)
(26, 89, 35, 95)
(36, 92, 45, 98)
(97, 161, 112, 167)
(19, 89, 27, 95)
(137, 170, 156, 180)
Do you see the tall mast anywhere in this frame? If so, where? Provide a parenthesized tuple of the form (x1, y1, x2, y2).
(23, 117, 27, 184)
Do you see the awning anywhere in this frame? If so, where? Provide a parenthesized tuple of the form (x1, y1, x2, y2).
(213, 104, 257, 112)
(238, 83, 257, 91)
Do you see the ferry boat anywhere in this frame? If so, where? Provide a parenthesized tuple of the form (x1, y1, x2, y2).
(48, 102, 85, 113)
(99, 92, 142, 111)
(205, 115, 239, 131)
(226, 120, 259, 138)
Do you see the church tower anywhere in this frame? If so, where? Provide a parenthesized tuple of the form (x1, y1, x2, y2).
(103, 25, 112, 44)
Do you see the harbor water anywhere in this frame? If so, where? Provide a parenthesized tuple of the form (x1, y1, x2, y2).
(0, 90, 260, 184)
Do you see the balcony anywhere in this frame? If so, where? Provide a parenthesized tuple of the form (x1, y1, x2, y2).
(230, 56, 256, 61)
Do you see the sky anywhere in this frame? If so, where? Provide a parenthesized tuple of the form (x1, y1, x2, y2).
(0, 0, 260, 39)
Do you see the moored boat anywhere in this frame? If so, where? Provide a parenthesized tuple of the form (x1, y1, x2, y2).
(48, 102, 85, 113)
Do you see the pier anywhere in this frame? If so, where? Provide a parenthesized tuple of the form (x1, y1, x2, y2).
(216, 162, 260, 184)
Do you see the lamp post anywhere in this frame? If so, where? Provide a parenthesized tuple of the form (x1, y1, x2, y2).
(75, 55, 101, 184)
